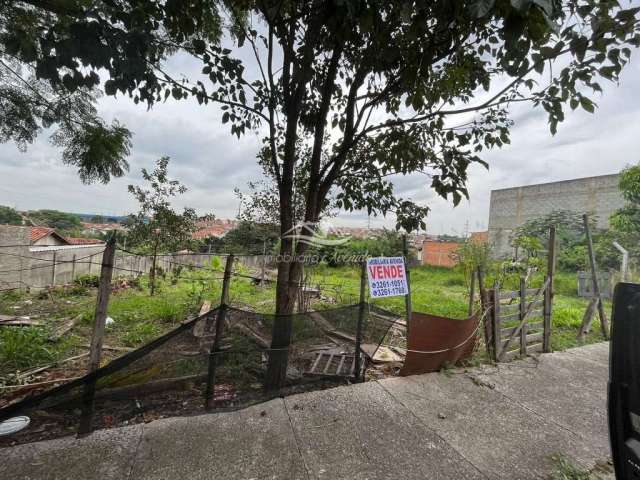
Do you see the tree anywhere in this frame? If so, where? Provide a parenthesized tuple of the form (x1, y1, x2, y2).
(4, 1, 640, 387)
(609, 163, 640, 265)
(611, 163, 640, 234)
(127, 157, 198, 295)
(27, 209, 82, 232)
(0, 205, 22, 225)
(0, 24, 132, 182)
(220, 221, 280, 254)
(90, 215, 106, 224)
(0, 1, 223, 184)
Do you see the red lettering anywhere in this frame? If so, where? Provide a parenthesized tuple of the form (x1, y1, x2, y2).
(368, 266, 377, 279)
(397, 265, 404, 278)
(376, 265, 384, 278)
(383, 266, 391, 278)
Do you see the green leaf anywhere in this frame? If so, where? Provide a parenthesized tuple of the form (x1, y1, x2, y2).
(579, 97, 595, 113)
(468, 0, 495, 18)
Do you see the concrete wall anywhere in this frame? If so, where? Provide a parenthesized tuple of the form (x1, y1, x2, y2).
(0, 226, 31, 290)
(488, 174, 624, 257)
(0, 230, 267, 291)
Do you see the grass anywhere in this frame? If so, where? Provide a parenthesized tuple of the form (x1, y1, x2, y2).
(0, 262, 609, 379)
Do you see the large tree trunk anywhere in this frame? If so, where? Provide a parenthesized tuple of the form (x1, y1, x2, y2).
(265, 195, 316, 389)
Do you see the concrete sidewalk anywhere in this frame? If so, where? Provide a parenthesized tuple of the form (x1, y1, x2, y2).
(1, 342, 612, 479)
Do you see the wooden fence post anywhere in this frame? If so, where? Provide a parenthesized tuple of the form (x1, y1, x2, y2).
(260, 240, 267, 287)
(354, 261, 367, 383)
(477, 267, 492, 359)
(78, 236, 116, 434)
(403, 235, 412, 336)
(543, 226, 556, 352)
(71, 254, 77, 281)
(492, 286, 501, 361)
(205, 254, 234, 410)
(51, 251, 57, 286)
(519, 278, 527, 356)
(468, 269, 476, 317)
(581, 214, 610, 340)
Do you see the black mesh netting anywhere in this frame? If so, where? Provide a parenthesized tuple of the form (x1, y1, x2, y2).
(0, 304, 401, 444)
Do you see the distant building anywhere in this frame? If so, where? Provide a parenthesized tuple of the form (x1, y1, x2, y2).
(81, 222, 126, 236)
(192, 219, 237, 240)
(488, 174, 624, 257)
(29, 227, 103, 248)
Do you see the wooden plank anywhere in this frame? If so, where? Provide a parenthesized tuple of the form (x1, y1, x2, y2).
(48, 315, 80, 341)
(526, 332, 544, 344)
(543, 227, 555, 353)
(526, 299, 544, 310)
(527, 321, 543, 331)
(337, 355, 346, 375)
(527, 309, 544, 319)
(499, 303, 520, 315)
(498, 277, 550, 361)
(499, 312, 520, 322)
(491, 289, 501, 362)
(310, 352, 323, 374)
(499, 290, 519, 300)
(323, 353, 334, 374)
(520, 278, 527, 356)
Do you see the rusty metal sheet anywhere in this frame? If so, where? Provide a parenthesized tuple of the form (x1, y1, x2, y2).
(399, 311, 480, 376)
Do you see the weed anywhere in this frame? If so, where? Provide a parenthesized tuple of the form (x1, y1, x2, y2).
(0, 327, 56, 373)
(74, 274, 100, 288)
(549, 454, 593, 479)
(121, 322, 161, 347)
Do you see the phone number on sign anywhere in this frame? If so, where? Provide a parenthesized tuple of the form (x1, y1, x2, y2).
(370, 280, 407, 296)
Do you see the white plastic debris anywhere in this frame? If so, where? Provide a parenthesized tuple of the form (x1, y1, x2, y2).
(0, 416, 30, 436)
(105, 317, 115, 326)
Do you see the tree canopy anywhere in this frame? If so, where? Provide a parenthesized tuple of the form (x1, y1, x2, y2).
(0, 205, 22, 225)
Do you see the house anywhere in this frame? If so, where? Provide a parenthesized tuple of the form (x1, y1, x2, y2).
(30, 227, 70, 246)
(30, 227, 103, 247)
(192, 219, 237, 240)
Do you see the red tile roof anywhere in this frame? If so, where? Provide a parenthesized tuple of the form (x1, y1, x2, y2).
(30, 227, 56, 242)
(192, 225, 231, 239)
(65, 237, 105, 245)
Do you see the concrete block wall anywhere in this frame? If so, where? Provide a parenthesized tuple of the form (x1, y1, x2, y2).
(0, 226, 31, 290)
(488, 174, 624, 257)
(0, 238, 268, 291)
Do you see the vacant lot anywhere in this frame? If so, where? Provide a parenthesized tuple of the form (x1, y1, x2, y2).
(0, 262, 606, 392)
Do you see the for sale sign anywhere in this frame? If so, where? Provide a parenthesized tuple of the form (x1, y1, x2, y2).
(366, 257, 408, 298)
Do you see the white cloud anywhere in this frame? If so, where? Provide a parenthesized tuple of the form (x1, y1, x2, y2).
(1, 48, 638, 234)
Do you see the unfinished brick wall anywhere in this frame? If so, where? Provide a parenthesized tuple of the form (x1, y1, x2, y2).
(422, 240, 461, 268)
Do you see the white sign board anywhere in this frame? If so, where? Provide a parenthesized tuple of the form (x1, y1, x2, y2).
(366, 257, 408, 298)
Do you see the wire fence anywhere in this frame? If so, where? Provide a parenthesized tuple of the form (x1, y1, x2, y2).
(0, 302, 402, 445)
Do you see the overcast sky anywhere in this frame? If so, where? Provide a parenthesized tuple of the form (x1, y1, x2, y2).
(0, 42, 638, 236)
